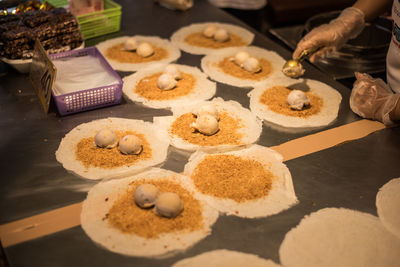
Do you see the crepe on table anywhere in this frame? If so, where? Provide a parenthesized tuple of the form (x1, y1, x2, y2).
(183, 145, 298, 218)
(96, 35, 181, 72)
(56, 117, 169, 180)
(248, 78, 342, 128)
(201, 46, 287, 88)
(122, 64, 216, 109)
(80, 168, 219, 258)
(170, 22, 254, 55)
(173, 249, 282, 267)
(153, 97, 262, 153)
(279, 208, 400, 267)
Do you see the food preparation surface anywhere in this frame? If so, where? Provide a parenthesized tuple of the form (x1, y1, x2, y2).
(0, 0, 398, 266)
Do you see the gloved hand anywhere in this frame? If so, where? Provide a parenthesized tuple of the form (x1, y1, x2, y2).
(293, 7, 365, 63)
(350, 72, 400, 126)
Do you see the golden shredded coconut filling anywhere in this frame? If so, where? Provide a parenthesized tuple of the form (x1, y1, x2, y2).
(259, 86, 323, 118)
(75, 131, 152, 169)
(191, 155, 275, 202)
(170, 112, 243, 146)
(107, 178, 204, 239)
(217, 57, 272, 80)
(135, 72, 196, 100)
(184, 32, 247, 49)
(105, 43, 168, 63)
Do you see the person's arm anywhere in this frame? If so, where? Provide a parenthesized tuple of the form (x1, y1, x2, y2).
(293, 0, 393, 62)
(353, 0, 393, 22)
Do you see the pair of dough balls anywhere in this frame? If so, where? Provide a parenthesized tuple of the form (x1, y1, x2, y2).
(190, 104, 220, 136)
(134, 184, 184, 218)
(124, 37, 154, 57)
(203, 25, 230, 42)
(94, 129, 143, 155)
(157, 65, 183, 91)
(231, 51, 261, 73)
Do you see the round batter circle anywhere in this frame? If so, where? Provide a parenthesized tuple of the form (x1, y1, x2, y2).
(248, 77, 342, 128)
(201, 46, 287, 88)
(376, 177, 400, 239)
(153, 97, 262, 153)
(123, 63, 216, 109)
(56, 117, 170, 180)
(279, 208, 400, 267)
(81, 168, 219, 258)
(96, 35, 181, 72)
(170, 22, 254, 55)
(183, 144, 298, 218)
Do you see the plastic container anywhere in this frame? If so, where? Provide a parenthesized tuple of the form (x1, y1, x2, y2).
(50, 47, 123, 116)
(46, 0, 121, 39)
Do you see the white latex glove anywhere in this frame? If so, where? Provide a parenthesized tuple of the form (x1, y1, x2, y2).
(293, 7, 365, 62)
(350, 72, 400, 126)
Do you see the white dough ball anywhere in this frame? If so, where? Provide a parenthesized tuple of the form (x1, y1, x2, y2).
(193, 104, 219, 120)
(163, 64, 182, 80)
(157, 73, 178, 90)
(203, 24, 217, 38)
(213, 28, 230, 42)
(94, 129, 118, 148)
(190, 114, 219, 135)
(154, 192, 184, 218)
(243, 57, 261, 73)
(136, 42, 154, 57)
(134, 184, 160, 208)
(123, 37, 137, 51)
(287, 90, 311, 110)
(233, 51, 250, 66)
(119, 134, 143, 155)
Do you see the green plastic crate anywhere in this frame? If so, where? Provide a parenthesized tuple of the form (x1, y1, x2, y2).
(46, 0, 121, 40)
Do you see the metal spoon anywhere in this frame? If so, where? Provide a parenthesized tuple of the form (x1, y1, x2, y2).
(282, 48, 316, 79)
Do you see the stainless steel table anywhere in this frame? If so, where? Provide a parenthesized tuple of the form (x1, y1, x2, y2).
(1, 0, 399, 266)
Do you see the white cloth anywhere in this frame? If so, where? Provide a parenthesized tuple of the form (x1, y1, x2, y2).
(208, 0, 267, 10)
(387, 0, 400, 93)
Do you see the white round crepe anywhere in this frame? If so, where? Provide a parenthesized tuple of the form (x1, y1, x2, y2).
(376, 177, 400, 239)
(56, 117, 169, 180)
(81, 168, 219, 258)
(201, 46, 287, 88)
(183, 144, 298, 218)
(122, 63, 216, 109)
(279, 208, 400, 267)
(172, 249, 282, 267)
(96, 35, 181, 72)
(248, 78, 342, 128)
(153, 97, 262, 153)
(170, 22, 254, 55)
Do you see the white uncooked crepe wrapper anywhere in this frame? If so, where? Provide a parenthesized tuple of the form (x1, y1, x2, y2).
(52, 55, 121, 96)
(170, 22, 254, 55)
(80, 168, 219, 258)
(376, 177, 400, 239)
(56, 117, 170, 180)
(201, 46, 287, 88)
(172, 249, 282, 267)
(248, 77, 342, 128)
(122, 63, 216, 109)
(183, 144, 298, 218)
(279, 208, 400, 267)
(96, 35, 181, 72)
(153, 97, 262, 153)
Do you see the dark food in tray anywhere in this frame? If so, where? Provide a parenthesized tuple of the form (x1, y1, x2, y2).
(0, 8, 83, 60)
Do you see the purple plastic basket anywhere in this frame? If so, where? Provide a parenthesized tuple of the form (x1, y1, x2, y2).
(50, 47, 123, 116)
